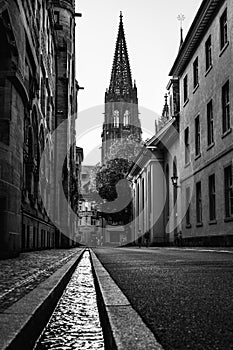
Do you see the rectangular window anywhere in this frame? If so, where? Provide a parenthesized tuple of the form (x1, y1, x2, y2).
(193, 57, 199, 88)
(207, 100, 214, 146)
(224, 165, 233, 218)
(186, 187, 191, 226)
(209, 174, 216, 221)
(183, 74, 188, 103)
(220, 9, 228, 50)
(184, 127, 190, 164)
(196, 182, 202, 223)
(195, 115, 200, 156)
(222, 80, 230, 133)
(54, 11, 60, 24)
(205, 35, 212, 71)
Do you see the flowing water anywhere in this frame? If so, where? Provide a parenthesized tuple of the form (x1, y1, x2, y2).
(34, 250, 104, 350)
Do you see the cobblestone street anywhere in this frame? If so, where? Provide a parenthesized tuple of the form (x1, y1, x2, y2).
(0, 248, 82, 312)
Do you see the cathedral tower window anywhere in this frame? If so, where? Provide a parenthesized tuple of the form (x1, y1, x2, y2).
(113, 110, 119, 127)
(123, 110, 129, 126)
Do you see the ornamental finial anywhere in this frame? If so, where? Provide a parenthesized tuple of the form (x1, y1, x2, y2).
(177, 14, 185, 48)
(177, 13, 185, 28)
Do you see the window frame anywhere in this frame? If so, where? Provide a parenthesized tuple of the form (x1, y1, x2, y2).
(222, 80, 230, 133)
(196, 181, 202, 224)
(195, 115, 201, 157)
(184, 127, 190, 164)
(207, 99, 214, 146)
(193, 57, 199, 89)
(220, 8, 228, 50)
(224, 164, 233, 218)
(183, 74, 188, 104)
(185, 187, 191, 226)
(209, 174, 216, 221)
(205, 35, 212, 72)
(123, 110, 129, 126)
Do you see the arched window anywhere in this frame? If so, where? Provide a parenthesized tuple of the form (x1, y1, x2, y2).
(113, 110, 119, 127)
(123, 110, 129, 126)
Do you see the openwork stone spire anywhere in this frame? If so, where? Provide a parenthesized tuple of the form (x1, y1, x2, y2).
(108, 12, 133, 96)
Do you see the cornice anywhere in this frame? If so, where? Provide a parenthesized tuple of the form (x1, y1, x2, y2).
(169, 0, 224, 77)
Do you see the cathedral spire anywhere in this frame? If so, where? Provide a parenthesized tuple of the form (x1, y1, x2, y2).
(108, 12, 133, 96)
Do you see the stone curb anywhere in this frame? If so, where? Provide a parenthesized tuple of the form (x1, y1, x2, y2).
(90, 250, 164, 350)
(0, 248, 86, 350)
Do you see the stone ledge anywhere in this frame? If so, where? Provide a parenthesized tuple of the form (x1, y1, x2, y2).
(90, 250, 164, 350)
(0, 248, 85, 350)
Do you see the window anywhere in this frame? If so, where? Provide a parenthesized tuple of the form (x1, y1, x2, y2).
(207, 100, 214, 146)
(196, 182, 202, 224)
(195, 115, 200, 156)
(54, 11, 60, 24)
(224, 165, 233, 218)
(113, 110, 119, 127)
(186, 187, 191, 226)
(222, 80, 230, 133)
(209, 174, 216, 221)
(184, 127, 190, 164)
(193, 57, 199, 88)
(220, 9, 228, 50)
(183, 74, 188, 103)
(205, 36, 212, 71)
(123, 110, 129, 126)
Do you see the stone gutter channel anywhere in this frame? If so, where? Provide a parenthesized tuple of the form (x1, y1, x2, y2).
(0, 248, 164, 350)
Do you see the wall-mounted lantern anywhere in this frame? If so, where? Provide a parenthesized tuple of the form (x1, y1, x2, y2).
(171, 174, 180, 188)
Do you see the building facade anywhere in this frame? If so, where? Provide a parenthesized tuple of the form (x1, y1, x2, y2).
(128, 86, 180, 246)
(101, 12, 142, 164)
(0, 0, 80, 258)
(78, 165, 99, 245)
(170, 0, 233, 246)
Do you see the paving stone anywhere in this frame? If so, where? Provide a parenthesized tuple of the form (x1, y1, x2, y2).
(0, 248, 81, 311)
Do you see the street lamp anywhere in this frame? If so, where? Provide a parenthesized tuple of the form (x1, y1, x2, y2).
(171, 174, 180, 188)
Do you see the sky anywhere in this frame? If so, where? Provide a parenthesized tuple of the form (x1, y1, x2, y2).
(75, 0, 203, 164)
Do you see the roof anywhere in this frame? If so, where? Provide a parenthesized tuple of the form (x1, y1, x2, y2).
(127, 117, 177, 178)
(169, 0, 224, 77)
(108, 12, 133, 96)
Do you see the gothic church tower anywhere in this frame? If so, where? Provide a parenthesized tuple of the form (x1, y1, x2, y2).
(101, 13, 142, 164)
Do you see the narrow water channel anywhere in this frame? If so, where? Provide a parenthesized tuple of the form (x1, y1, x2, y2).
(34, 250, 104, 350)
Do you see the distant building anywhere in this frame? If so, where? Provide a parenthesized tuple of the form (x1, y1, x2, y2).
(0, 0, 81, 257)
(78, 165, 99, 245)
(73, 147, 83, 242)
(101, 12, 142, 164)
(99, 13, 142, 246)
(170, 0, 233, 246)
